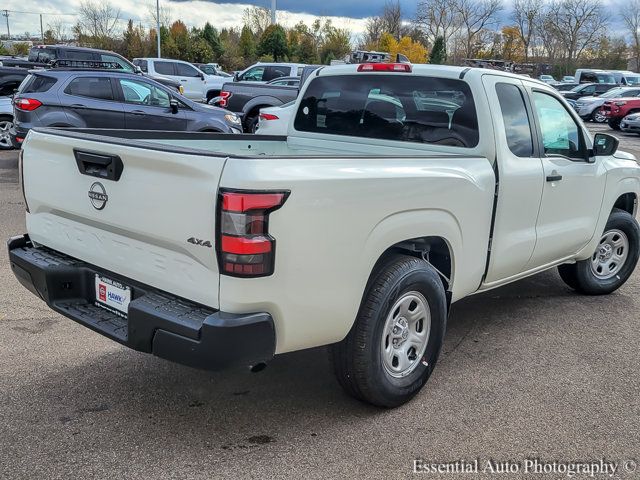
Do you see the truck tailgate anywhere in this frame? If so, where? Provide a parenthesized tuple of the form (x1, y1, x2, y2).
(21, 130, 225, 308)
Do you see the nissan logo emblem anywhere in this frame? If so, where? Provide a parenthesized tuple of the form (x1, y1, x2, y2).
(88, 182, 108, 210)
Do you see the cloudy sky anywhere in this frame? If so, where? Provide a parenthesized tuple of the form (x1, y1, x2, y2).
(4, 0, 415, 40)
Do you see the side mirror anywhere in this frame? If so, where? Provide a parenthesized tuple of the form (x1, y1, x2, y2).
(234, 72, 240, 82)
(593, 132, 619, 157)
(134, 65, 143, 74)
(170, 98, 179, 114)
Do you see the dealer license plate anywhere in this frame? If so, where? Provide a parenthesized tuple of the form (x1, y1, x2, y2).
(95, 274, 131, 317)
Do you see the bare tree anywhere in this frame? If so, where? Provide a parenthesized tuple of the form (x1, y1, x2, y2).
(363, 16, 385, 47)
(77, 0, 121, 48)
(243, 6, 271, 37)
(146, 1, 173, 29)
(415, 0, 462, 48)
(381, 1, 403, 40)
(512, 0, 542, 62)
(544, 0, 609, 70)
(455, 0, 503, 59)
(47, 19, 69, 43)
(621, 0, 640, 72)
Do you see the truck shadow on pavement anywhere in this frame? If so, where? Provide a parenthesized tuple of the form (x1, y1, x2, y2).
(7, 268, 637, 453)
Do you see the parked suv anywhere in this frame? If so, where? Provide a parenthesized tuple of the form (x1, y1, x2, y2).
(600, 96, 640, 130)
(10, 70, 241, 147)
(20, 45, 184, 94)
(133, 58, 227, 102)
(560, 83, 616, 101)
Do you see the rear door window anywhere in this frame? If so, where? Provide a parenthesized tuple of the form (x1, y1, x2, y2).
(242, 66, 265, 81)
(175, 63, 201, 77)
(154, 61, 176, 76)
(294, 74, 479, 148)
(64, 77, 115, 101)
(495, 83, 534, 157)
(263, 66, 291, 81)
(64, 50, 99, 61)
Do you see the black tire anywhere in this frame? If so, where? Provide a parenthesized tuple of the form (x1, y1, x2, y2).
(558, 209, 640, 295)
(206, 90, 220, 103)
(331, 254, 447, 408)
(608, 119, 621, 131)
(245, 115, 259, 133)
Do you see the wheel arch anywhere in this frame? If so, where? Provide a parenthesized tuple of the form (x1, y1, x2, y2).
(613, 192, 638, 216)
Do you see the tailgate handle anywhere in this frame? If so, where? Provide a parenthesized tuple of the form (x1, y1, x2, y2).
(74, 150, 124, 181)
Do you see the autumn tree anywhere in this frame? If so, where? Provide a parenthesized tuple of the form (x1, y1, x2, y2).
(501, 25, 525, 61)
(512, 0, 541, 63)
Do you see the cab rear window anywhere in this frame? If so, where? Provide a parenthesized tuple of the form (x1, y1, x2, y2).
(294, 74, 479, 148)
(20, 75, 57, 93)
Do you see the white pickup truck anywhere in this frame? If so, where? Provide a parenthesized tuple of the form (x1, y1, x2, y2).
(8, 63, 640, 408)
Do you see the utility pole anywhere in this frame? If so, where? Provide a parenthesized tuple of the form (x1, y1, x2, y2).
(271, 0, 276, 24)
(156, 0, 161, 57)
(2, 10, 9, 40)
(40, 13, 44, 42)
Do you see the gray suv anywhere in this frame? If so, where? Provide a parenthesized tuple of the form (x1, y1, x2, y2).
(11, 69, 242, 147)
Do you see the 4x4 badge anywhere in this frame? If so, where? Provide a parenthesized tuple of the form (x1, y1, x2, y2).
(187, 237, 212, 248)
(88, 182, 108, 210)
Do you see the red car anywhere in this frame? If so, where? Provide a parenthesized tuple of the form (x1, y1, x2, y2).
(600, 97, 640, 130)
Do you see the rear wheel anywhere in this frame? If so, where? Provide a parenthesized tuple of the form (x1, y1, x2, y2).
(331, 255, 447, 408)
(558, 209, 640, 295)
(0, 116, 14, 150)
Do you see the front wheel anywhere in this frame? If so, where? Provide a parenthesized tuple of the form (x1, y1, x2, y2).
(558, 209, 640, 295)
(331, 255, 447, 408)
(608, 119, 621, 131)
(591, 110, 606, 123)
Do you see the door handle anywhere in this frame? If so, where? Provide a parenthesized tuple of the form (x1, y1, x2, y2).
(70, 104, 86, 108)
(546, 171, 563, 182)
(131, 110, 145, 116)
(180, 79, 188, 82)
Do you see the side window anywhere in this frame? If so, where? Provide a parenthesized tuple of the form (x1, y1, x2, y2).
(118, 79, 170, 108)
(263, 66, 290, 81)
(495, 83, 534, 157)
(133, 59, 148, 73)
(242, 67, 265, 81)
(66, 50, 98, 61)
(584, 85, 596, 94)
(64, 77, 114, 101)
(154, 61, 175, 76)
(175, 63, 200, 77)
(532, 91, 585, 160)
(100, 54, 134, 72)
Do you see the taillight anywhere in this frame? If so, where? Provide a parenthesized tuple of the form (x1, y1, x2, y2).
(219, 91, 232, 108)
(357, 63, 412, 73)
(218, 189, 289, 277)
(14, 98, 42, 111)
(259, 113, 279, 121)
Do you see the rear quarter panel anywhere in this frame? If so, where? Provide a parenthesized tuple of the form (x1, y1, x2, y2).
(219, 156, 495, 353)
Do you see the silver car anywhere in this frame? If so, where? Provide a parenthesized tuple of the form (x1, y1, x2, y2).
(576, 87, 640, 122)
(620, 113, 640, 134)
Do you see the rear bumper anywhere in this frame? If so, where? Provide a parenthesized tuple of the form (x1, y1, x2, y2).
(7, 234, 275, 371)
(9, 125, 27, 148)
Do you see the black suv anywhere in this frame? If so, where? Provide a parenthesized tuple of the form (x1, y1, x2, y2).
(13, 45, 184, 94)
(10, 69, 242, 147)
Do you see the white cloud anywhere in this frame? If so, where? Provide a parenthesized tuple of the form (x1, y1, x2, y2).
(4, 0, 368, 40)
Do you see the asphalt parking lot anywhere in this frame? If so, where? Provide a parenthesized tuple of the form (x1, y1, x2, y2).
(1, 124, 640, 479)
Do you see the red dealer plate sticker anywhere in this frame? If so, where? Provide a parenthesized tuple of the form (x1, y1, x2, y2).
(95, 274, 131, 317)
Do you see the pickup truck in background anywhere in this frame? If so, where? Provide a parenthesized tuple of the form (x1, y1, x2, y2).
(0, 66, 29, 96)
(133, 57, 227, 103)
(8, 64, 640, 408)
(218, 65, 320, 132)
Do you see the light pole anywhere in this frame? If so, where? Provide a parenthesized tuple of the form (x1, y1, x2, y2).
(156, 0, 161, 57)
(271, 0, 276, 24)
(2, 10, 9, 40)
